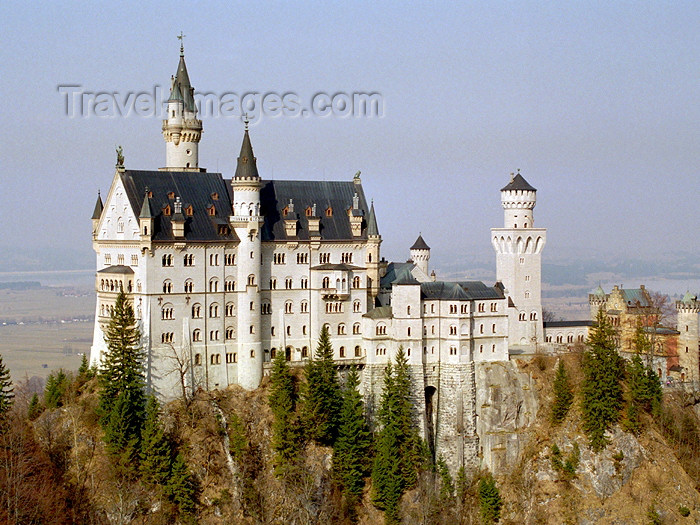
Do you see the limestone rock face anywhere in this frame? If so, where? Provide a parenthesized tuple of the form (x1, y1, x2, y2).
(476, 361, 539, 473)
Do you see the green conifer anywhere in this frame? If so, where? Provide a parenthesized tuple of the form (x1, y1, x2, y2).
(581, 309, 624, 451)
(98, 290, 146, 457)
(165, 452, 197, 517)
(551, 360, 573, 424)
(27, 393, 41, 420)
(333, 367, 371, 500)
(303, 325, 342, 445)
(105, 390, 142, 477)
(268, 350, 300, 476)
(0, 354, 14, 425)
(437, 456, 455, 501)
(44, 369, 68, 409)
(478, 474, 502, 523)
(140, 394, 173, 487)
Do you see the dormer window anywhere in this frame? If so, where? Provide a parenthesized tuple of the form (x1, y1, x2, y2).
(218, 225, 229, 235)
(208, 205, 216, 216)
(185, 205, 194, 216)
(147, 190, 153, 198)
(282, 206, 289, 216)
(167, 191, 175, 199)
(163, 205, 171, 216)
(211, 192, 219, 200)
(305, 206, 313, 217)
(325, 207, 333, 217)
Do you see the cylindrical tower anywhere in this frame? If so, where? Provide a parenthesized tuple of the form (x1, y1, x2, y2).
(231, 126, 264, 389)
(410, 234, 430, 276)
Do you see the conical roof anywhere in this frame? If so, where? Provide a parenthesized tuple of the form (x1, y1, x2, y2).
(501, 173, 536, 192)
(410, 234, 430, 251)
(593, 285, 606, 297)
(139, 193, 153, 219)
(234, 129, 259, 179)
(681, 290, 696, 304)
(91, 192, 103, 219)
(169, 53, 195, 112)
(367, 201, 379, 236)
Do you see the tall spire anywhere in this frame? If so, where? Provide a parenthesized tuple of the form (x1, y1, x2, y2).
(91, 191, 103, 220)
(367, 200, 379, 236)
(234, 127, 259, 179)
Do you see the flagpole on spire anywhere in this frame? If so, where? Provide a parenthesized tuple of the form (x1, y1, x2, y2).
(177, 31, 185, 56)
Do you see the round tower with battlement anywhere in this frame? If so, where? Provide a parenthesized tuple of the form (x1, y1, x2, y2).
(410, 234, 431, 277)
(491, 171, 546, 348)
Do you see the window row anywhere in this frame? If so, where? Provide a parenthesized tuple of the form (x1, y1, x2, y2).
(99, 279, 134, 293)
(193, 352, 238, 366)
(269, 277, 308, 289)
(545, 334, 585, 344)
(518, 312, 538, 321)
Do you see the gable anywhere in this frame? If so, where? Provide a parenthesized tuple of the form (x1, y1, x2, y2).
(97, 173, 140, 241)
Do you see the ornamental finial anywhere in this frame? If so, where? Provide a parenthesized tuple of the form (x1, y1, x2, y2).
(177, 31, 185, 56)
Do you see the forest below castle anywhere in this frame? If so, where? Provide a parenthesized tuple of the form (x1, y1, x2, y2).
(2, 291, 700, 524)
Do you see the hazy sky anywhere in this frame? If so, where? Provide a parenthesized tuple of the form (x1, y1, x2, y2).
(1, 1, 698, 271)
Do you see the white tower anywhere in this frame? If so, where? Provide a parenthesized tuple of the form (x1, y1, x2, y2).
(410, 234, 430, 277)
(677, 292, 700, 383)
(162, 42, 202, 171)
(491, 171, 546, 349)
(230, 124, 264, 389)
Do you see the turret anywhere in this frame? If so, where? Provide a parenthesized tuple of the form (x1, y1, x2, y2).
(139, 189, 154, 251)
(500, 169, 537, 229)
(162, 42, 202, 171)
(230, 124, 264, 390)
(366, 200, 381, 298)
(589, 285, 607, 318)
(677, 292, 700, 383)
(91, 191, 103, 240)
(410, 234, 430, 276)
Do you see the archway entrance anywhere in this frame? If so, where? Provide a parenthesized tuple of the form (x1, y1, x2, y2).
(285, 346, 293, 361)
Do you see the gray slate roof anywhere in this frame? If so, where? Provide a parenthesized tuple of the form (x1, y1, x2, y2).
(380, 262, 416, 289)
(367, 201, 379, 236)
(234, 130, 260, 179)
(97, 265, 134, 275)
(169, 53, 195, 112)
(410, 234, 430, 251)
(363, 305, 392, 319)
(544, 320, 594, 328)
(118, 171, 374, 243)
(501, 173, 536, 192)
(421, 281, 504, 301)
(621, 288, 651, 308)
(92, 193, 104, 220)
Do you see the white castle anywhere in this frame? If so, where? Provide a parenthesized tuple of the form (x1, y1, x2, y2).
(90, 47, 556, 471)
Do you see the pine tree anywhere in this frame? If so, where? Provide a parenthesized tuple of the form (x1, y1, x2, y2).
(268, 350, 300, 476)
(478, 474, 502, 523)
(580, 309, 624, 451)
(437, 456, 455, 502)
(104, 390, 142, 478)
(0, 354, 14, 425)
(165, 452, 197, 518)
(27, 393, 41, 420)
(372, 348, 421, 524)
(140, 394, 173, 487)
(98, 290, 146, 459)
(78, 353, 89, 376)
(551, 360, 573, 425)
(303, 325, 342, 445)
(333, 367, 372, 501)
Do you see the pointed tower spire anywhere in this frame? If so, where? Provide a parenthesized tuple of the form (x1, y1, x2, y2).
(139, 190, 152, 218)
(234, 127, 260, 180)
(91, 191, 104, 220)
(162, 37, 202, 171)
(367, 200, 379, 236)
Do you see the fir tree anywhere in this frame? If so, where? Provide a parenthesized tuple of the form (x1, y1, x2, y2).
(478, 474, 502, 523)
(44, 369, 68, 409)
(303, 325, 342, 445)
(580, 309, 624, 451)
(437, 456, 455, 502)
(78, 353, 90, 376)
(27, 393, 41, 420)
(372, 348, 421, 524)
(165, 452, 197, 518)
(0, 354, 14, 425)
(333, 367, 372, 501)
(105, 390, 142, 477)
(551, 360, 573, 425)
(98, 290, 146, 459)
(140, 394, 173, 487)
(268, 350, 300, 476)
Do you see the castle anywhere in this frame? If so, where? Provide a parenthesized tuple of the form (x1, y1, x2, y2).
(91, 47, 696, 473)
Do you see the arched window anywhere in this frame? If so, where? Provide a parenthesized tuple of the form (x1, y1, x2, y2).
(247, 274, 256, 286)
(376, 323, 387, 336)
(339, 346, 345, 357)
(225, 279, 235, 292)
(191, 303, 202, 318)
(300, 277, 308, 289)
(226, 302, 235, 316)
(192, 329, 202, 342)
(161, 304, 174, 320)
(285, 277, 293, 289)
(285, 301, 293, 314)
(353, 300, 361, 313)
(338, 324, 346, 335)
(353, 276, 361, 288)
(407, 305, 411, 315)
(300, 301, 309, 313)
(162, 280, 173, 294)
(270, 278, 277, 289)
(184, 279, 194, 293)
(353, 323, 361, 334)
(226, 327, 235, 340)
(530, 312, 537, 321)
(209, 303, 219, 318)
(322, 276, 330, 288)
(301, 346, 309, 358)
(354, 345, 362, 357)
(209, 278, 219, 292)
